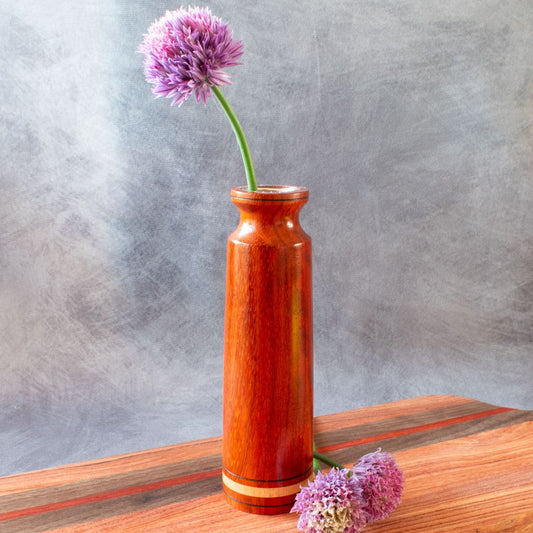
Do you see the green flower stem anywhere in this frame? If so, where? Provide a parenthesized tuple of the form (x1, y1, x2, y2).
(211, 85, 257, 191)
(313, 450, 346, 471)
(312, 443, 321, 473)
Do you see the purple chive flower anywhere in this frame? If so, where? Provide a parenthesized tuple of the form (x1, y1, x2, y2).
(138, 6, 244, 106)
(352, 450, 404, 523)
(291, 468, 367, 533)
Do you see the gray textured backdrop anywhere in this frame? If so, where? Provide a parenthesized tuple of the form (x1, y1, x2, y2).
(1, 0, 532, 476)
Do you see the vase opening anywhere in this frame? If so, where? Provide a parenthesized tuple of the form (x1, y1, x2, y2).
(231, 185, 309, 201)
(253, 185, 301, 193)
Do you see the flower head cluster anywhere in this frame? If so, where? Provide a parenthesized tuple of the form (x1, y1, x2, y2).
(292, 450, 404, 532)
(291, 468, 367, 533)
(352, 450, 404, 523)
(138, 6, 243, 106)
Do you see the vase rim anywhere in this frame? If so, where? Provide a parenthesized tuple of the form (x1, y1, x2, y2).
(231, 185, 308, 201)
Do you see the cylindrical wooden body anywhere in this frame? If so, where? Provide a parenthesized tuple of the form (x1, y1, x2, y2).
(222, 185, 313, 515)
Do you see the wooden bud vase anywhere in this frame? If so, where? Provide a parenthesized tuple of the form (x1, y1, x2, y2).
(222, 185, 313, 515)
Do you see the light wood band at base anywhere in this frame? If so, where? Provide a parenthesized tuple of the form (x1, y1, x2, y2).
(222, 472, 310, 498)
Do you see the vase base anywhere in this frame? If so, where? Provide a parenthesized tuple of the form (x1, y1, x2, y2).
(223, 490, 296, 515)
(222, 469, 311, 515)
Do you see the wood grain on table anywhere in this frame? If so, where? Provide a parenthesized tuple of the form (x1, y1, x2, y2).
(0, 395, 532, 532)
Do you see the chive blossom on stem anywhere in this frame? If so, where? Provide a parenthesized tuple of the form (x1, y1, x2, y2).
(291, 468, 367, 533)
(352, 450, 404, 523)
(138, 6, 257, 191)
(295, 447, 405, 531)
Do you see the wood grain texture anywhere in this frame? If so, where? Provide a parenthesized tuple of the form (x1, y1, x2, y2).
(223, 186, 313, 514)
(0, 395, 531, 532)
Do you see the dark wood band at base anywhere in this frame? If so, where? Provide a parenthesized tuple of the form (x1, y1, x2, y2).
(222, 485, 300, 515)
(223, 491, 296, 515)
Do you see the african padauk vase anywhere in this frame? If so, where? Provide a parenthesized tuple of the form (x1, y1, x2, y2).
(222, 185, 313, 514)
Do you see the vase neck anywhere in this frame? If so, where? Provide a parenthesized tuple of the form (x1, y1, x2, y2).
(229, 185, 310, 245)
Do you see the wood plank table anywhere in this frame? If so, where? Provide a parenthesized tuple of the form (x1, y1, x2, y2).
(1, 395, 532, 532)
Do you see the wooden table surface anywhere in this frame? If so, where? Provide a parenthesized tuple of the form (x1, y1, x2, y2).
(0, 395, 532, 532)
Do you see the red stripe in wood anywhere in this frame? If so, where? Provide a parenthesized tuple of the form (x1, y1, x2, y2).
(317, 407, 513, 454)
(0, 468, 222, 523)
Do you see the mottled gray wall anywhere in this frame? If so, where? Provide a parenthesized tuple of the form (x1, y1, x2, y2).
(1, 0, 532, 476)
